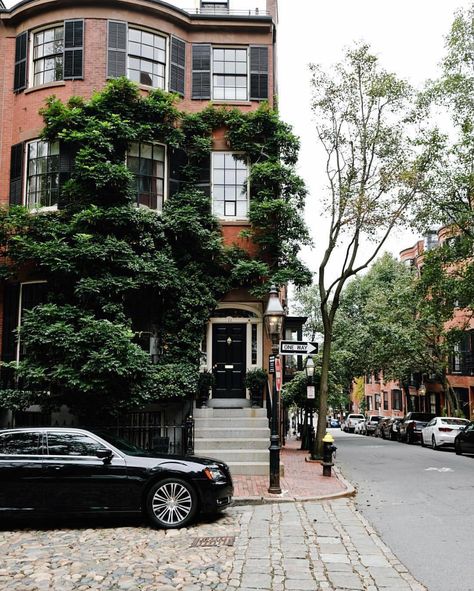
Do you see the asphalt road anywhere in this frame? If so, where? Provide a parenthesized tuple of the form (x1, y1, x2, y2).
(331, 428, 474, 591)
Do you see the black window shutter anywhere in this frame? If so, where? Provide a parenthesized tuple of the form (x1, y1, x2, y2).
(196, 154, 211, 197)
(250, 46, 268, 100)
(192, 45, 211, 99)
(9, 143, 24, 206)
(14, 32, 28, 93)
(64, 20, 84, 79)
(107, 21, 127, 78)
(168, 147, 188, 197)
(1, 284, 20, 363)
(170, 37, 186, 96)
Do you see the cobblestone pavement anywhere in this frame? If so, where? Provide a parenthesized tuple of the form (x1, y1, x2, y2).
(0, 500, 426, 591)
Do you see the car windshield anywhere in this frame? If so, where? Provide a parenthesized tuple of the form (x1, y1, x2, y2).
(440, 418, 469, 426)
(93, 431, 147, 456)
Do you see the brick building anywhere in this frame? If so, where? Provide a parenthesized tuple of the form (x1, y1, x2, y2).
(0, 0, 304, 473)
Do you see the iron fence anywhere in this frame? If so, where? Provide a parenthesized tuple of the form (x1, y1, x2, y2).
(92, 419, 194, 456)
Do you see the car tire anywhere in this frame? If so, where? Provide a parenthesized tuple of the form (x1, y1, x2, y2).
(381, 430, 385, 440)
(455, 441, 462, 456)
(431, 436, 438, 450)
(420, 436, 425, 447)
(145, 478, 198, 529)
(406, 432, 413, 444)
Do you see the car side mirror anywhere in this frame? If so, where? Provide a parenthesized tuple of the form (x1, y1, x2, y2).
(96, 448, 113, 463)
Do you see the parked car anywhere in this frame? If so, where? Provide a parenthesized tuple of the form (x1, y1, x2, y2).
(421, 417, 470, 449)
(381, 417, 402, 441)
(365, 415, 384, 436)
(455, 421, 474, 455)
(0, 428, 233, 529)
(374, 417, 391, 437)
(329, 418, 341, 428)
(398, 412, 436, 444)
(342, 414, 365, 433)
(354, 419, 367, 434)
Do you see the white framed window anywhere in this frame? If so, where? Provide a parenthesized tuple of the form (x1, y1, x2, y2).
(128, 27, 167, 89)
(32, 25, 64, 86)
(127, 142, 166, 211)
(211, 152, 249, 219)
(212, 47, 248, 101)
(26, 140, 60, 209)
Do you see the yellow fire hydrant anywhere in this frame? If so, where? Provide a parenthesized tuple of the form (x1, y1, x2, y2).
(322, 432, 337, 477)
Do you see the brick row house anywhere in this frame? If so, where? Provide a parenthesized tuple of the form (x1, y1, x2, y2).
(353, 229, 474, 420)
(0, 0, 303, 474)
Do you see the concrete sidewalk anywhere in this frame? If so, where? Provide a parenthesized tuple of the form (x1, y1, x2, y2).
(233, 437, 354, 503)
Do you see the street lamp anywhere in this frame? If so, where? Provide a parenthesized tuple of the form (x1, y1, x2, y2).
(264, 284, 285, 494)
(305, 356, 315, 455)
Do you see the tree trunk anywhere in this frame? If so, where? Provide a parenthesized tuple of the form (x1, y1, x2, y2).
(314, 328, 332, 458)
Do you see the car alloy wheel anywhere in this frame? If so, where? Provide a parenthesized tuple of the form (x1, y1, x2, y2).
(431, 435, 438, 450)
(146, 478, 197, 529)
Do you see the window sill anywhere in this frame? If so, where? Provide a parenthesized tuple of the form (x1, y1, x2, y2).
(219, 219, 251, 225)
(211, 100, 253, 106)
(28, 205, 58, 213)
(24, 81, 67, 95)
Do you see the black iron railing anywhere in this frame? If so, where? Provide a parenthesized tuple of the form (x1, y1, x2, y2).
(98, 419, 194, 456)
(187, 7, 270, 16)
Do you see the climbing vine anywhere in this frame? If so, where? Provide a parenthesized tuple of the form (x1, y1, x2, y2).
(0, 78, 310, 418)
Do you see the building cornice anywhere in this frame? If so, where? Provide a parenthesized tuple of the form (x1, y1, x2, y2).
(1, 0, 274, 31)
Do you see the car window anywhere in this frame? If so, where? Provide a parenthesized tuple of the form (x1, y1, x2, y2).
(441, 418, 469, 426)
(0, 432, 41, 455)
(427, 419, 436, 427)
(464, 423, 474, 432)
(46, 432, 108, 457)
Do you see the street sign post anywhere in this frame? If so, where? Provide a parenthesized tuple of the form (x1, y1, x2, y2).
(279, 341, 319, 355)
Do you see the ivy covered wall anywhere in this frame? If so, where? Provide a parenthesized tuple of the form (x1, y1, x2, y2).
(0, 79, 310, 419)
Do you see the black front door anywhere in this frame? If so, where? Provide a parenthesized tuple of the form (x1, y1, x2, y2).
(212, 324, 246, 399)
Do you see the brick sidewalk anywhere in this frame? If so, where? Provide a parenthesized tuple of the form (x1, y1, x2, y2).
(233, 436, 350, 502)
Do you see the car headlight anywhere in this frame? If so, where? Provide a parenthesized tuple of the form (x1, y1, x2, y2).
(204, 466, 227, 482)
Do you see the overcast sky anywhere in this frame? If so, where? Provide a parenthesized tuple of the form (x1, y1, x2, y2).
(277, 0, 473, 286)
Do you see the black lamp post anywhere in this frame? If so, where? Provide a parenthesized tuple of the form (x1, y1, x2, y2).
(305, 356, 315, 454)
(264, 284, 285, 494)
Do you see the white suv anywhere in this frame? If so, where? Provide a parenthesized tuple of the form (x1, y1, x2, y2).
(342, 414, 365, 433)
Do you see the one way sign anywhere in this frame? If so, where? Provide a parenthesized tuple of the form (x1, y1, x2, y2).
(279, 341, 319, 355)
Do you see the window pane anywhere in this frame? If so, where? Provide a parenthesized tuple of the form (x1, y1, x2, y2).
(127, 142, 165, 211)
(47, 432, 105, 456)
(0, 432, 41, 455)
(129, 28, 141, 42)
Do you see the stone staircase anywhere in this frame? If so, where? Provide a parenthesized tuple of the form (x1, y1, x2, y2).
(193, 407, 276, 476)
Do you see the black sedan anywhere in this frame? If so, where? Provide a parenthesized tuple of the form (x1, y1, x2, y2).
(0, 428, 233, 529)
(455, 421, 474, 456)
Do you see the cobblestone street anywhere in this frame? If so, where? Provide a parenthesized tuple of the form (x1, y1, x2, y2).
(0, 500, 426, 591)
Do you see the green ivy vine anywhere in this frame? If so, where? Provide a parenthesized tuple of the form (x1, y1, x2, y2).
(0, 78, 310, 418)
